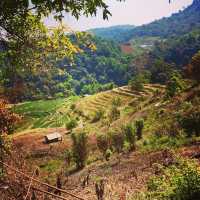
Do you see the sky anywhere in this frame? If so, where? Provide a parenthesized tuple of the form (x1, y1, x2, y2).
(45, 0, 193, 31)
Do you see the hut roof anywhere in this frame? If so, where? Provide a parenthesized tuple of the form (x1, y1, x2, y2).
(45, 132, 62, 141)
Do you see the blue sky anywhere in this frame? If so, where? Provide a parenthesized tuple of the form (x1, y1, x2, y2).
(45, 0, 193, 30)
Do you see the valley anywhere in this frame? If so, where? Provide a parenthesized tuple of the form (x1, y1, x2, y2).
(10, 83, 200, 199)
(1, 0, 200, 199)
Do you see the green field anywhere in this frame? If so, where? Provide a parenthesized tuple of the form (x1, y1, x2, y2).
(13, 96, 79, 131)
(14, 84, 164, 133)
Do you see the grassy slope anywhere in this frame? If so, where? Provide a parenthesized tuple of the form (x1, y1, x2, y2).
(14, 84, 164, 133)
(12, 83, 200, 199)
(14, 96, 79, 131)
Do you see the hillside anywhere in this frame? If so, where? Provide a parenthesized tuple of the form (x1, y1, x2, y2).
(11, 82, 200, 199)
(89, 1, 200, 44)
(125, 0, 200, 42)
(2, 0, 200, 199)
(14, 84, 163, 132)
(88, 25, 135, 42)
(148, 29, 200, 68)
(2, 36, 133, 102)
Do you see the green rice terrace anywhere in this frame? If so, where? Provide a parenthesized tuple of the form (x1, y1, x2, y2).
(13, 84, 165, 133)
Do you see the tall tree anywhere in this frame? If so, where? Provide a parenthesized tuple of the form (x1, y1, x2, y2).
(186, 51, 200, 83)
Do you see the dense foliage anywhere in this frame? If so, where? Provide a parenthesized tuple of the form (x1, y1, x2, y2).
(146, 159, 200, 200)
(120, 0, 200, 42)
(71, 131, 88, 169)
(6, 36, 132, 100)
(148, 29, 200, 69)
(65, 36, 133, 94)
(89, 25, 135, 42)
(186, 51, 200, 83)
(135, 29, 200, 85)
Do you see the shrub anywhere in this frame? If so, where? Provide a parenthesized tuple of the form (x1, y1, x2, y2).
(96, 134, 110, 159)
(92, 109, 105, 123)
(122, 123, 136, 151)
(123, 141, 132, 153)
(154, 120, 180, 138)
(63, 149, 72, 167)
(105, 149, 112, 161)
(71, 132, 88, 169)
(111, 131, 124, 153)
(112, 97, 122, 107)
(179, 106, 200, 137)
(146, 159, 200, 200)
(135, 119, 144, 140)
(70, 103, 76, 110)
(108, 106, 120, 123)
(129, 73, 150, 91)
(166, 73, 185, 98)
(185, 51, 200, 83)
(66, 118, 78, 131)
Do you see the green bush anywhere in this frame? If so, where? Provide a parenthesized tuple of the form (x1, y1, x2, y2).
(92, 109, 105, 123)
(70, 103, 76, 110)
(135, 119, 144, 140)
(71, 132, 88, 169)
(141, 134, 186, 152)
(179, 108, 200, 137)
(122, 123, 136, 151)
(146, 159, 200, 200)
(105, 149, 112, 161)
(112, 97, 122, 107)
(166, 73, 185, 98)
(66, 118, 78, 131)
(111, 131, 124, 153)
(123, 141, 132, 153)
(96, 134, 110, 159)
(129, 72, 150, 91)
(108, 106, 120, 122)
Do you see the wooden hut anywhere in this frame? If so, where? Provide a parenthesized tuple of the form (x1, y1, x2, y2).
(44, 132, 62, 144)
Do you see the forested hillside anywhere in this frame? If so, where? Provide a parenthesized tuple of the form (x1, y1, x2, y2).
(89, 25, 135, 42)
(1, 0, 200, 101)
(64, 36, 133, 94)
(92, 0, 200, 43)
(133, 29, 200, 84)
(1, 35, 133, 101)
(129, 0, 200, 39)
(2, 1, 200, 200)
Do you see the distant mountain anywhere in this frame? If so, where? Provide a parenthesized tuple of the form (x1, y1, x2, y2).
(89, 0, 200, 44)
(126, 0, 200, 41)
(88, 25, 135, 42)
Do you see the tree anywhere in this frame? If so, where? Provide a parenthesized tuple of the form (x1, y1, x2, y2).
(108, 105, 120, 123)
(111, 131, 124, 153)
(0, 13, 95, 101)
(66, 118, 78, 132)
(71, 132, 88, 169)
(96, 134, 110, 160)
(0, 100, 20, 135)
(0, 0, 123, 61)
(129, 72, 150, 91)
(166, 73, 185, 97)
(186, 51, 200, 83)
(135, 119, 144, 140)
(122, 123, 136, 151)
(179, 105, 200, 137)
(0, 99, 20, 173)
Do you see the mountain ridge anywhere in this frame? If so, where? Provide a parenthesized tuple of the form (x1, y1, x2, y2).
(89, 0, 200, 43)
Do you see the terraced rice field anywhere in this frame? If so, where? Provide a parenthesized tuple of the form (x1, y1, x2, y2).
(14, 96, 79, 131)
(75, 84, 165, 117)
(14, 84, 165, 132)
